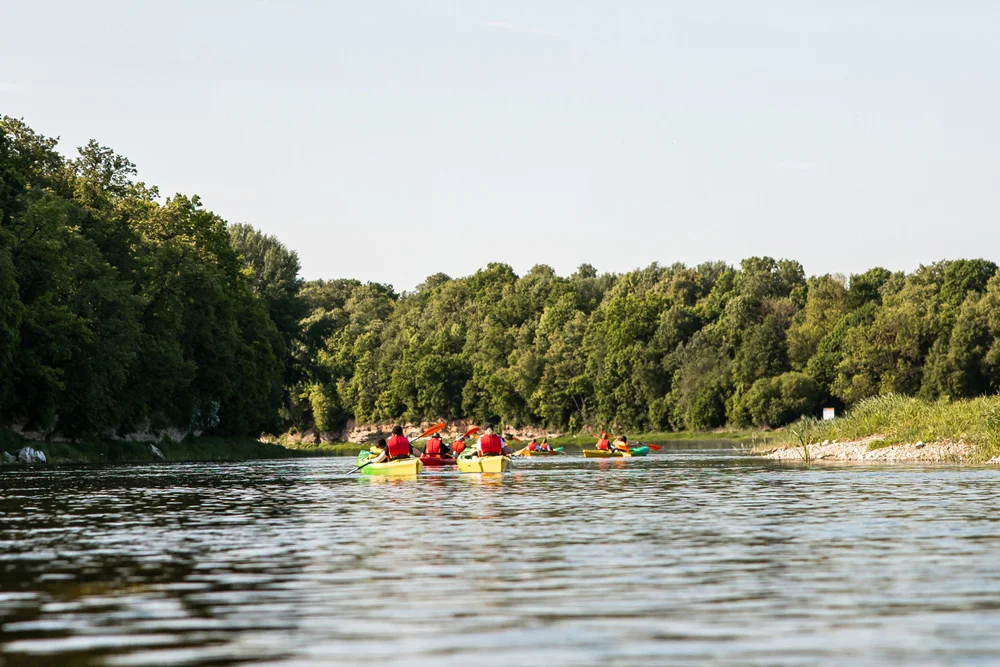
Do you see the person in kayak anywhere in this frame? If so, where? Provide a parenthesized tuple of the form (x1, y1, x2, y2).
(366, 438, 391, 464)
(537, 438, 553, 452)
(474, 424, 510, 457)
(451, 436, 466, 455)
(424, 433, 452, 459)
(595, 434, 611, 451)
(611, 435, 630, 453)
(527, 438, 538, 452)
(386, 425, 418, 460)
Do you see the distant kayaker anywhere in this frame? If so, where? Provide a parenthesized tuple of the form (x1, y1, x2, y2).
(474, 424, 510, 457)
(527, 438, 538, 452)
(451, 436, 466, 455)
(386, 425, 418, 460)
(612, 435, 630, 453)
(595, 435, 611, 451)
(537, 438, 553, 452)
(424, 433, 452, 458)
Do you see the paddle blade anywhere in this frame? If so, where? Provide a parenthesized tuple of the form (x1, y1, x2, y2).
(462, 426, 480, 438)
(647, 443, 662, 450)
(414, 422, 446, 440)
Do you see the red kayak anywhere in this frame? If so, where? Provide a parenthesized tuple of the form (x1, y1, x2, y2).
(420, 455, 457, 467)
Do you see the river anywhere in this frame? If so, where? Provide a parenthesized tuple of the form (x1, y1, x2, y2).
(2, 452, 1000, 666)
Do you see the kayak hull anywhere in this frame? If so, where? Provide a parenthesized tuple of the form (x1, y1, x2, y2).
(420, 455, 457, 467)
(521, 450, 558, 456)
(457, 455, 512, 473)
(583, 446, 650, 458)
(357, 452, 423, 476)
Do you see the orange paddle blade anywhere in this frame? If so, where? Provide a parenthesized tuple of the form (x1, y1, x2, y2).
(647, 443, 662, 450)
(463, 426, 480, 438)
(508, 434, 522, 443)
(415, 422, 446, 440)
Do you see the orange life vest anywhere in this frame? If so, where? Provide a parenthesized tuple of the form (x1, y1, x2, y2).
(528, 440, 537, 451)
(453, 440, 465, 454)
(480, 434, 503, 456)
(425, 436, 443, 456)
(387, 434, 410, 459)
(596, 437, 610, 451)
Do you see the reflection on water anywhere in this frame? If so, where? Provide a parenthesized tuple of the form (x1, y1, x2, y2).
(3, 454, 1000, 665)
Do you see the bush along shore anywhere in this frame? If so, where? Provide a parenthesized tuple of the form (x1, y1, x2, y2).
(757, 395, 1000, 464)
(0, 430, 328, 465)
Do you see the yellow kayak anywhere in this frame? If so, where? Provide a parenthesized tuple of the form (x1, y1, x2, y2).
(457, 455, 512, 473)
(520, 449, 559, 457)
(356, 451, 423, 476)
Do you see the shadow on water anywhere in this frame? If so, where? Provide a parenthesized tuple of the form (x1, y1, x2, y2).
(3, 453, 1000, 665)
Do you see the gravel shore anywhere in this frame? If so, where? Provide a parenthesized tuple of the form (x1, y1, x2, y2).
(758, 436, 977, 463)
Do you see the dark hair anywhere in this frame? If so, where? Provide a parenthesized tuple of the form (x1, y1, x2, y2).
(391, 425, 403, 436)
(483, 423, 493, 431)
(620, 435, 628, 443)
(377, 438, 387, 448)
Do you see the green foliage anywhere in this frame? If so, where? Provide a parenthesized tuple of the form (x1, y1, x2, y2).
(6, 116, 1000, 440)
(730, 372, 820, 427)
(0, 116, 284, 439)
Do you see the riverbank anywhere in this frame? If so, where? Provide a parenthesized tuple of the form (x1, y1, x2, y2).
(757, 395, 1000, 464)
(0, 430, 328, 465)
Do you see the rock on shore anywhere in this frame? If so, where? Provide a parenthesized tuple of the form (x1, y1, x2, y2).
(760, 437, 975, 463)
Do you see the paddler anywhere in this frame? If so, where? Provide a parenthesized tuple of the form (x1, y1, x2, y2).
(451, 436, 467, 455)
(473, 424, 510, 457)
(423, 433, 451, 458)
(595, 434, 611, 451)
(536, 438, 553, 452)
(527, 438, 538, 452)
(611, 435, 630, 453)
(366, 438, 391, 464)
(386, 425, 418, 460)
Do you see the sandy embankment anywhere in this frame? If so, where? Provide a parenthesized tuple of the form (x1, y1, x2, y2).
(758, 436, 980, 464)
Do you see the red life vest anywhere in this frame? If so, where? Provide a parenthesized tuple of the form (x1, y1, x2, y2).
(480, 434, 503, 455)
(528, 441, 537, 451)
(425, 437, 442, 456)
(387, 435, 410, 459)
(596, 438, 610, 451)
(453, 440, 465, 454)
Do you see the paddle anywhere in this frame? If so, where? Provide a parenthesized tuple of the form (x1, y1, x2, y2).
(351, 422, 446, 473)
(414, 422, 448, 455)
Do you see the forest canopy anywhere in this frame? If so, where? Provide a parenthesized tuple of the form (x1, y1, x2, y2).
(3, 116, 999, 439)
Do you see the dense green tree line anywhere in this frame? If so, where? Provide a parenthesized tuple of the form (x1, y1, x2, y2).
(0, 117, 283, 437)
(5, 117, 1000, 439)
(284, 255, 1000, 434)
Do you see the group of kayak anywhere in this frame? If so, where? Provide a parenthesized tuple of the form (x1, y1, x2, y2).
(354, 423, 653, 476)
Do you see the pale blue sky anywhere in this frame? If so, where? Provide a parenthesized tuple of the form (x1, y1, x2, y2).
(2, 1, 998, 290)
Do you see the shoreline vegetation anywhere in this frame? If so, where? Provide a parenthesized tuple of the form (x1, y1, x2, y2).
(7, 117, 1000, 469)
(757, 395, 1000, 464)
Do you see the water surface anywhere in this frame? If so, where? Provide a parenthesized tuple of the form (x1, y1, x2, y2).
(2, 453, 1000, 666)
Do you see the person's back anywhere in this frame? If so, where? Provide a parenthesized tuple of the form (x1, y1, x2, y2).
(527, 439, 538, 451)
(386, 425, 411, 460)
(538, 439, 551, 452)
(596, 436, 610, 451)
(477, 425, 505, 456)
(425, 435, 443, 456)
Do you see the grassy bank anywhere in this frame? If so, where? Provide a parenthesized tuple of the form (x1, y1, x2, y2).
(0, 430, 330, 465)
(767, 394, 1000, 462)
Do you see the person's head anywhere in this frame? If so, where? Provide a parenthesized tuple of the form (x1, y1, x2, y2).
(483, 424, 494, 435)
(620, 435, 628, 443)
(377, 438, 387, 449)
(542, 438, 547, 444)
(391, 425, 403, 436)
